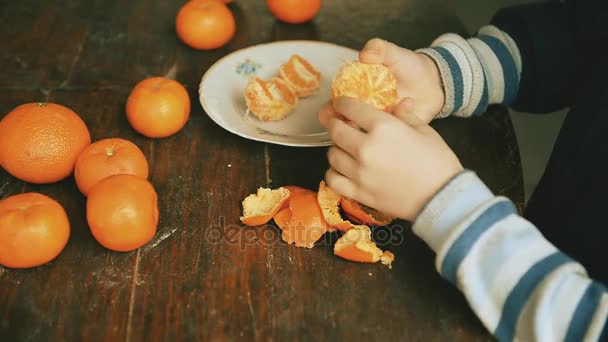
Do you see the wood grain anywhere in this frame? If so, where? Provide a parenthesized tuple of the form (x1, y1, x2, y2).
(0, 0, 521, 341)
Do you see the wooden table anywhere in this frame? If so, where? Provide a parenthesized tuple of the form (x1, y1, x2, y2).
(0, 1, 523, 340)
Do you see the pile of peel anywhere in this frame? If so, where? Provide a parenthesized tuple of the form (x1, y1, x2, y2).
(240, 181, 395, 268)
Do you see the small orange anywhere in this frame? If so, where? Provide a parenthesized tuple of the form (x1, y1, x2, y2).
(340, 197, 394, 226)
(241, 187, 290, 226)
(0, 193, 70, 268)
(0, 102, 91, 184)
(126, 77, 191, 138)
(176, 0, 236, 50)
(74, 138, 149, 196)
(332, 62, 399, 111)
(279, 55, 322, 97)
(87, 174, 159, 252)
(266, 0, 321, 24)
(281, 190, 327, 248)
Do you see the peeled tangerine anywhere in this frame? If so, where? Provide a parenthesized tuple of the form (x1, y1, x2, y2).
(279, 54, 322, 97)
(245, 77, 298, 121)
(317, 181, 353, 232)
(241, 187, 291, 226)
(331, 61, 399, 111)
(334, 225, 395, 268)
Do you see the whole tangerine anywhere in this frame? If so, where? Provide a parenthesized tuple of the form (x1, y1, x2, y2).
(0, 193, 70, 268)
(126, 77, 191, 138)
(266, 0, 321, 24)
(74, 138, 149, 196)
(176, 0, 236, 50)
(87, 174, 159, 252)
(0, 102, 91, 184)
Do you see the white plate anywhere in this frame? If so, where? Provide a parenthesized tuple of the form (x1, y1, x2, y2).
(199, 40, 358, 147)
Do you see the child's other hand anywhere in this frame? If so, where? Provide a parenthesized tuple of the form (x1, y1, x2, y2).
(360, 38, 444, 124)
(319, 97, 463, 221)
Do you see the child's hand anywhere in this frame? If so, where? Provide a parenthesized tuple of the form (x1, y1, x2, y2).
(319, 97, 463, 221)
(360, 38, 444, 124)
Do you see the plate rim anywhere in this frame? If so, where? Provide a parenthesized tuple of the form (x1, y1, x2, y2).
(198, 40, 358, 147)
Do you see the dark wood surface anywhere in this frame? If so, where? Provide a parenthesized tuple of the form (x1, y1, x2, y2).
(0, 0, 523, 341)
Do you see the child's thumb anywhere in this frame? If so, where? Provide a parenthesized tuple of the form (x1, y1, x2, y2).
(359, 38, 388, 64)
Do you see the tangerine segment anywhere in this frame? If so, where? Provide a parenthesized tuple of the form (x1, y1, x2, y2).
(334, 225, 384, 263)
(273, 208, 292, 230)
(279, 54, 322, 97)
(241, 187, 290, 226)
(281, 191, 328, 248)
(340, 198, 395, 226)
(317, 181, 353, 232)
(331, 62, 399, 111)
(245, 77, 298, 121)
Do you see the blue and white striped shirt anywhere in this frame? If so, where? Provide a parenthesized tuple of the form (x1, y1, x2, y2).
(413, 26, 608, 341)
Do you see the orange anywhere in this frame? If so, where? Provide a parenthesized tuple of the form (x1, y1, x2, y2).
(332, 61, 399, 111)
(87, 174, 159, 252)
(176, 0, 236, 50)
(279, 55, 322, 97)
(266, 0, 321, 24)
(74, 138, 149, 196)
(0, 193, 70, 268)
(340, 197, 394, 226)
(244, 77, 298, 121)
(241, 187, 290, 226)
(317, 181, 352, 232)
(281, 190, 327, 248)
(0, 102, 91, 184)
(126, 77, 190, 138)
(334, 225, 394, 267)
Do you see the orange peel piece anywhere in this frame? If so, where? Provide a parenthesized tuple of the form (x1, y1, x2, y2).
(245, 76, 298, 121)
(334, 225, 394, 266)
(279, 54, 322, 97)
(281, 191, 328, 248)
(340, 197, 395, 226)
(273, 208, 292, 230)
(380, 251, 395, 269)
(279, 186, 314, 210)
(317, 181, 353, 232)
(331, 61, 399, 111)
(240, 187, 290, 226)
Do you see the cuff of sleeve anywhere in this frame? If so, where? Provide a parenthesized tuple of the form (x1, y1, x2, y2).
(417, 33, 487, 119)
(412, 170, 494, 253)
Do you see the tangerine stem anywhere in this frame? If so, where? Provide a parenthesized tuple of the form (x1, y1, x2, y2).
(105, 146, 115, 157)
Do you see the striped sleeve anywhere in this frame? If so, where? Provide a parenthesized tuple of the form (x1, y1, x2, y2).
(412, 171, 608, 341)
(417, 25, 522, 118)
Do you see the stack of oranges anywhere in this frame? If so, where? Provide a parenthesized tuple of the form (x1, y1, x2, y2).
(0, 75, 191, 268)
